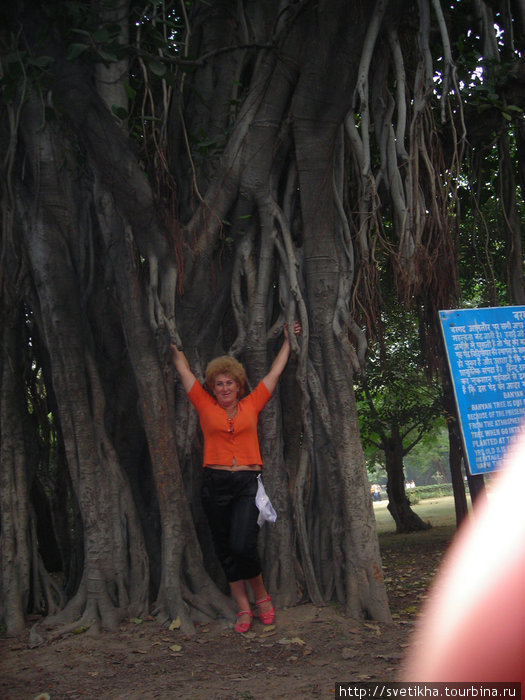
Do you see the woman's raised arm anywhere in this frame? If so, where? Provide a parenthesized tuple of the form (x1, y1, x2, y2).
(171, 344, 197, 393)
(262, 322, 300, 395)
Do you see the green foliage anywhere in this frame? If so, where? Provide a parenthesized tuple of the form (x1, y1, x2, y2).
(357, 297, 443, 461)
(456, 129, 524, 308)
(408, 483, 455, 503)
(403, 425, 450, 485)
(446, 7, 525, 308)
(0, 49, 55, 103)
(0, 1, 184, 121)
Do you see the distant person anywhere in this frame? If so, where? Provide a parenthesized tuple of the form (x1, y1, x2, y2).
(401, 424, 525, 681)
(171, 322, 301, 633)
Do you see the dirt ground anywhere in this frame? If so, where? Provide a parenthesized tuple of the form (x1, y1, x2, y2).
(0, 525, 455, 700)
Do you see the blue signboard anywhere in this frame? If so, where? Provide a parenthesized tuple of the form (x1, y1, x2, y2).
(439, 306, 525, 475)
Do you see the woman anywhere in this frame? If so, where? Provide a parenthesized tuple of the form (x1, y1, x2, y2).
(171, 322, 300, 633)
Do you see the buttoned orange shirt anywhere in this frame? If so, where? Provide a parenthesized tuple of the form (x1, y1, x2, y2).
(187, 380, 272, 466)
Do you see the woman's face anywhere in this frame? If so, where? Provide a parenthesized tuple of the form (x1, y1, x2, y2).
(212, 373, 240, 409)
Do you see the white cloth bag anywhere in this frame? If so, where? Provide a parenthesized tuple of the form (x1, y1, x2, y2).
(255, 474, 277, 526)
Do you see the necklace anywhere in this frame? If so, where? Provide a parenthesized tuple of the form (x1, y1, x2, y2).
(225, 405, 238, 419)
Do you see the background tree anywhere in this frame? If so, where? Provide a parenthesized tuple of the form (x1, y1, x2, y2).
(1, 0, 522, 636)
(356, 298, 443, 532)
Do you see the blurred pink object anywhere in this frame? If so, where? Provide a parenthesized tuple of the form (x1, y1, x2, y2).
(401, 424, 525, 682)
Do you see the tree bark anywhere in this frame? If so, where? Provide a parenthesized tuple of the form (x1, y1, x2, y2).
(0, 316, 32, 635)
(13, 90, 151, 631)
(171, 0, 392, 620)
(289, 1, 391, 618)
(442, 379, 469, 528)
(93, 188, 232, 631)
(384, 429, 431, 533)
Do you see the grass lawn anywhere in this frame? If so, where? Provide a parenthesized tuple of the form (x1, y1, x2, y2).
(373, 495, 460, 533)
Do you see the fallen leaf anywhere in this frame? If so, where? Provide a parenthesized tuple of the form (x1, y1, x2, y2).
(402, 605, 418, 615)
(363, 622, 379, 630)
(169, 617, 181, 631)
(169, 644, 182, 652)
(259, 630, 277, 638)
(261, 624, 276, 633)
(29, 627, 44, 647)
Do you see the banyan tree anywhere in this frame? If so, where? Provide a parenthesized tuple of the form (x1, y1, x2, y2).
(1, 0, 523, 635)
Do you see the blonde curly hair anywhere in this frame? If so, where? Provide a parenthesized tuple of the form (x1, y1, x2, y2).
(205, 356, 247, 397)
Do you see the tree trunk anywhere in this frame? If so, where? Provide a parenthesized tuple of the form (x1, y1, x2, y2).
(13, 91, 151, 632)
(384, 429, 431, 533)
(466, 473, 487, 508)
(442, 377, 469, 527)
(0, 316, 32, 635)
(170, 0, 392, 620)
(93, 190, 233, 631)
(287, 0, 391, 618)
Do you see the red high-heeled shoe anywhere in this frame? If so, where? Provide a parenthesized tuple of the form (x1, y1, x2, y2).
(235, 610, 253, 633)
(256, 595, 275, 625)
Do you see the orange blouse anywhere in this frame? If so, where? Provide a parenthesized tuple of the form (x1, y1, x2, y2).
(187, 380, 272, 466)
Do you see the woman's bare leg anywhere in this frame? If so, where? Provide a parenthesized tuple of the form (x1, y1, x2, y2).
(229, 580, 252, 624)
(247, 573, 273, 615)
